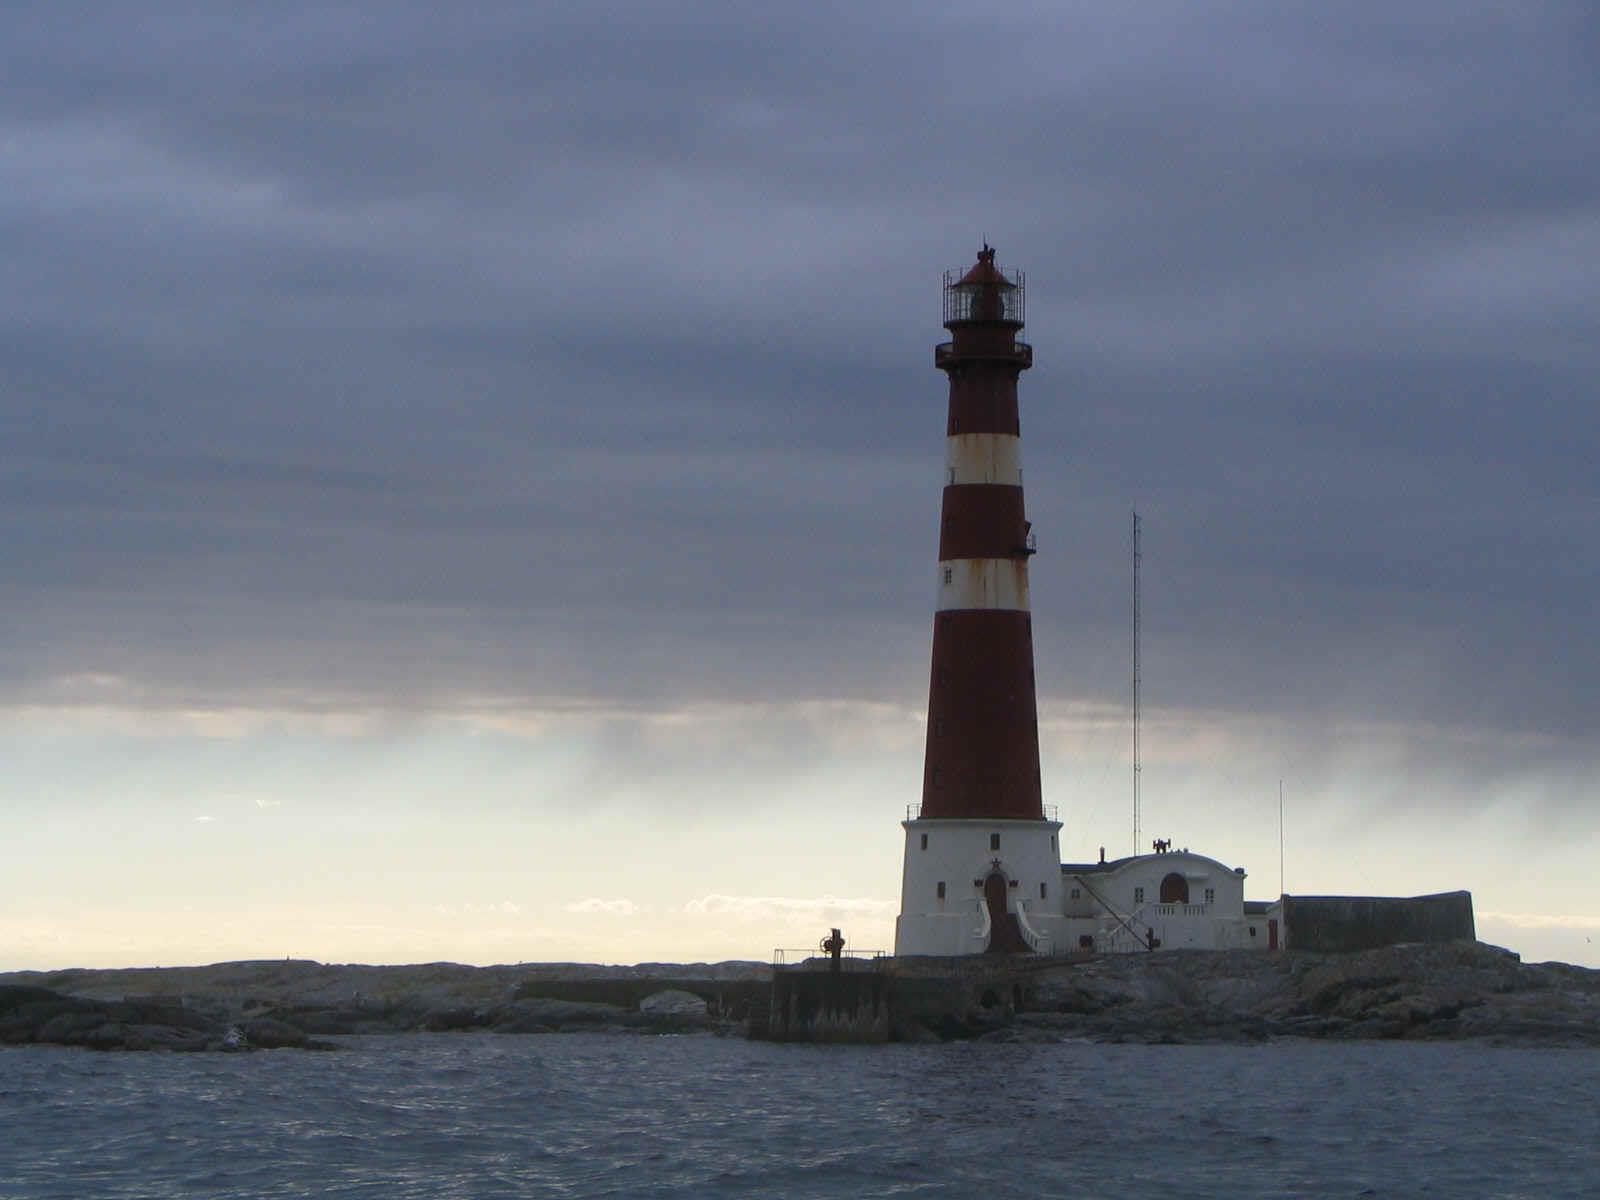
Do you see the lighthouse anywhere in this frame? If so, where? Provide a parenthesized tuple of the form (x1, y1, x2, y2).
(895, 246, 1065, 957)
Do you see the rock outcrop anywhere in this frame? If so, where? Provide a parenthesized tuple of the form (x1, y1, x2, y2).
(0, 984, 331, 1052)
(0, 960, 769, 1050)
(987, 941, 1600, 1044)
(5, 944, 1594, 1050)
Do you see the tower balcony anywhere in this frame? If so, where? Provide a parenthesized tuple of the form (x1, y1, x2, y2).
(934, 340, 1032, 371)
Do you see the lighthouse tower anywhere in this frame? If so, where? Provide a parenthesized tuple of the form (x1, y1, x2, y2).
(895, 246, 1065, 957)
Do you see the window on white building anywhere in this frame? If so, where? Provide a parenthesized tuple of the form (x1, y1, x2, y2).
(990, 833, 1000, 851)
(1039, 882, 1047, 899)
(1070, 888, 1081, 900)
(1205, 887, 1215, 903)
(937, 881, 946, 900)
(1134, 887, 1145, 903)
(920, 833, 928, 850)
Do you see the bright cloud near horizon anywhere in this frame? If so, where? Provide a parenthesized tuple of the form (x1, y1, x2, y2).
(3, 2, 1598, 970)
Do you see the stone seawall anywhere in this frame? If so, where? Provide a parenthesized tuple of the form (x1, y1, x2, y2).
(766, 968, 891, 1043)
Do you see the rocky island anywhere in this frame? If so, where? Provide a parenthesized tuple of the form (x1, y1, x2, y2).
(1, 941, 1595, 1051)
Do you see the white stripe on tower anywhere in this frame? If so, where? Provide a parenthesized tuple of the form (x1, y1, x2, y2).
(936, 558, 1031, 611)
(944, 433, 1022, 487)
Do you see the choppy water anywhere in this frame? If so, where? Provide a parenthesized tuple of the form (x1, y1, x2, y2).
(2, 1034, 1596, 1199)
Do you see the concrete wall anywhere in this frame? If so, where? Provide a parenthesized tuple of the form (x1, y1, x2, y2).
(767, 969, 891, 1043)
(1283, 891, 1475, 953)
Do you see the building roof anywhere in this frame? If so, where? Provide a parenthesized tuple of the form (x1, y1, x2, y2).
(1060, 857, 1133, 874)
(1060, 849, 1248, 878)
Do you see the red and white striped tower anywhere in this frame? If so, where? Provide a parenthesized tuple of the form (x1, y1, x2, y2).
(896, 246, 1065, 957)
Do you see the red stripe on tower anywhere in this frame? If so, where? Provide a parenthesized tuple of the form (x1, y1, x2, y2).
(921, 245, 1043, 822)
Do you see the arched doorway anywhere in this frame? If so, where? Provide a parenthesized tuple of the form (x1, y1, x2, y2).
(1159, 872, 1189, 904)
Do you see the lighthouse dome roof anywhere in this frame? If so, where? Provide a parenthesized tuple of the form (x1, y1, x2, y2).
(954, 244, 1018, 289)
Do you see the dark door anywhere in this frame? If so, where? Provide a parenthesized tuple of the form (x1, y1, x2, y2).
(983, 872, 1030, 953)
(984, 872, 1009, 932)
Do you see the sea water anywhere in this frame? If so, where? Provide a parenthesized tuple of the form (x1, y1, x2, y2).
(2, 1034, 1596, 1198)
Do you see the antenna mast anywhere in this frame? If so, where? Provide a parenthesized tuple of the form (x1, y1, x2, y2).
(1278, 779, 1285, 897)
(1132, 509, 1142, 856)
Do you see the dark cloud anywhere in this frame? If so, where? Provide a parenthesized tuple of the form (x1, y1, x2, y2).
(4, 1, 1597, 750)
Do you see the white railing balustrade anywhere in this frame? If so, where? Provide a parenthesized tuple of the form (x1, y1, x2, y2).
(1014, 900, 1052, 955)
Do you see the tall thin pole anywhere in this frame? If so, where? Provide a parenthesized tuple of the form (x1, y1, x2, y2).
(1132, 510, 1141, 857)
(1278, 779, 1285, 898)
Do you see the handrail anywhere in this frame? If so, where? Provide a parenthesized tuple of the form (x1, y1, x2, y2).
(973, 896, 991, 948)
(905, 804, 1060, 821)
(934, 341, 1033, 369)
(771, 948, 887, 967)
(1013, 899, 1052, 955)
(1069, 873, 1155, 952)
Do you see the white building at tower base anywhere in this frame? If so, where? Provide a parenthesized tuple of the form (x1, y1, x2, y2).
(895, 813, 1281, 958)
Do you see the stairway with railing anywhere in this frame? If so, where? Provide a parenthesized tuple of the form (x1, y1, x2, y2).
(1069, 873, 1157, 953)
(1013, 899, 1053, 955)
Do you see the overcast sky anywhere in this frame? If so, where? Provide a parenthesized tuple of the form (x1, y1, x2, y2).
(4, 2, 1597, 968)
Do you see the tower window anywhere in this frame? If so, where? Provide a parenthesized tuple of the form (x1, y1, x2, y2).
(1070, 888, 1081, 900)
(920, 833, 928, 850)
(1134, 887, 1145, 903)
(943, 567, 952, 585)
(934, 718, 945, 737)
(1205, 887, 1215, 904)
(936, 881, 946, 900)
(1039, 882, 1047, 899)
(989, 833, 1000, 851)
